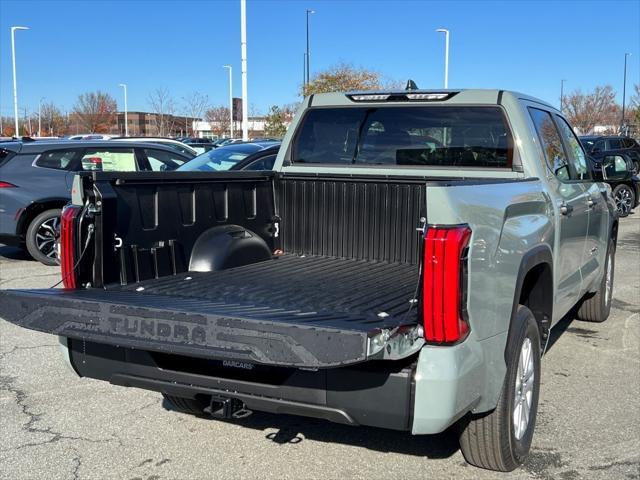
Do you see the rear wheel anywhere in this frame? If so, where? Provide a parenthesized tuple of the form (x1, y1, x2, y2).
(613, 184, 635, 217)
(459, 305, 541, 472)
(25, 209, 62, 266)
(162, 393, 207, 415)
(576, 239, 615, 322)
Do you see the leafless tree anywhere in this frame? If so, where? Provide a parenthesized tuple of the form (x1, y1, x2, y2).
(73, 91, 117, 133)
(148, 88, 176, 136)
(182, 92, 209, 136)
(205, 106, 231, 137)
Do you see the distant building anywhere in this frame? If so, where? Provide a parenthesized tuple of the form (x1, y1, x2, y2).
(115, 112, 199, 137)
(194, 117, 269, 139)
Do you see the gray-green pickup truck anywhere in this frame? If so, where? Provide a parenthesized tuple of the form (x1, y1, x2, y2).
(0, 88, 617, 471)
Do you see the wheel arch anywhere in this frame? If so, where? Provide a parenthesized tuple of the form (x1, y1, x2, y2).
(506, 245, 553, 359)
(16, 198, 69, 238)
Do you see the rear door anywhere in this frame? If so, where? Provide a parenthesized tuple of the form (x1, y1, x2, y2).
(528, 107, 590, 319)
(554, 115, 607, 291)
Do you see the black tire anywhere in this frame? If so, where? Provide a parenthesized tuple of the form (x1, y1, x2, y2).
(576, 239, 615, 322)
(162, 393, 207, 415)
(612, 184, 635, 217)
(459, 305, 541, 472)
(25, 209, 62, 266)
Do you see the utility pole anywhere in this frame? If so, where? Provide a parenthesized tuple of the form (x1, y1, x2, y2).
(223, 65, 233, 138)
(435, 29, 450, 88)
(11, 26, 29, 136)
(118, 84, 128, 136)
(38, 97, 45, 136)
(240, 0, 248, 141)
(560, 79, 566, 113)
(305, 9, 315, 86)
(621, 53, 631, 133)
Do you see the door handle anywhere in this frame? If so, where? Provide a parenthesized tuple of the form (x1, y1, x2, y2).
(559, 202, 574, 215)
(587, 196, 597, 208)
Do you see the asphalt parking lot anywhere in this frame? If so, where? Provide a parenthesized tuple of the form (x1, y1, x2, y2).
(0, 217, 638, 480)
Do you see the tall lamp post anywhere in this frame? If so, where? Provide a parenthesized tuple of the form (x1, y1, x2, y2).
(560, 79, 567, 113)
(435, 28, 450, 89)
(118, 83, 128, 136)
(621, 53, 631, 133)
(223, 65, 234, 138)
(240, 0, 248, 141)
(11, 26, 29, 137)
(38, 97, 45, 136)
(305, 9, 315, 86)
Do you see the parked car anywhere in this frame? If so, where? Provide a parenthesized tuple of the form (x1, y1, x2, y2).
(177, 142, 279, 172)
(589, 152, 639, 217)
(0, 89, 618, 472)
(580, 135, 640, 172)
(230, 144, 280, 170)
(110, 136, 198, 158)
(0, 140, 191, 265)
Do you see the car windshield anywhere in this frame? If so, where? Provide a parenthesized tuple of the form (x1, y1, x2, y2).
(177, 144, 262, 171)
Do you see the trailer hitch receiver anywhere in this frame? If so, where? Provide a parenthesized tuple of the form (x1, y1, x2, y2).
(204, 395, 253, 419)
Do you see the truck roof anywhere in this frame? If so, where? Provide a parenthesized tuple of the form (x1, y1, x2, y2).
(308, 89, 557, 111)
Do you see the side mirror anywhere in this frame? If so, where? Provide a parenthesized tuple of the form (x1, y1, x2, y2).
(602, 155, 628, 180)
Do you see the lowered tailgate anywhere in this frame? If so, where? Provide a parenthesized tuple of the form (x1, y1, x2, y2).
(0, 256, 423, 368)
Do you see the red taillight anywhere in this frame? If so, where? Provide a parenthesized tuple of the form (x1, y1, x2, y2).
(60, 205, 81, 289)
(0, 181, 17, 188)
(422, 225, 472, 344)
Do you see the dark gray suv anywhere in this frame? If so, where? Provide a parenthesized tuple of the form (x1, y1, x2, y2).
(0, 140, 190, 265)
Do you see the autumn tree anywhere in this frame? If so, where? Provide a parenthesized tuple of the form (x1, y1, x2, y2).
(564, 86, 619, 134)
(73, 91, 117, 133)
(630, 84, 640, 126)
(264, 106, 289, 138)
(182, 92, 209, 136)
(40, 102, 66, 136)
(148, 88, 176, 136)
(302, 63, 396, 96)
(205, 106, 231, 137)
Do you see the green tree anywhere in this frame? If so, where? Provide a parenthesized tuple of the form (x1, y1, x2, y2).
(264, 105, 288, 138)
(302, 63, 396, 96)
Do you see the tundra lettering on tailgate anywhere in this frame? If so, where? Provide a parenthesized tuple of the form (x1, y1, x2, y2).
(106, 317, 208, 344)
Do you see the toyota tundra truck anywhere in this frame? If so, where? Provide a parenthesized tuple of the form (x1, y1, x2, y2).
(0, 88, 617, 472)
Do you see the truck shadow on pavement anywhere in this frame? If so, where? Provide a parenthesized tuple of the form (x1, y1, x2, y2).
(162, 399, 461, 459)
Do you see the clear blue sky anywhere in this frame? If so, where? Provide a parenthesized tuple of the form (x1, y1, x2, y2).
(0, 0, 638, 117)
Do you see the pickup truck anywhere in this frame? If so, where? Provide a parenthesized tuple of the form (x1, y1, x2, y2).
(0, 88, 617, 472)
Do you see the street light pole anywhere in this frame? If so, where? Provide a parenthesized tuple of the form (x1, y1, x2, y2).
(560, 79, 566, 113)
(305, 9, 315, 87)
(436, 28, 450, 89)
(118, 83, 128, 136)
(11, 26, 29, 137)
(621, 53, 631, 133)
(223, 65, 233, 138)
(240, 0, 248, 141)
(38, 97, 45, 136)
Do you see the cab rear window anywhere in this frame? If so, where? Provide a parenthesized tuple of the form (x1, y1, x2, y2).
(291, 106, 513, 168)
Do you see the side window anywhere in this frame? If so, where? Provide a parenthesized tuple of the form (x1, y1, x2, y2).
(35, 150, 77, 170)
(594, 140, 605, 152)
(554, 116, 592, 180)
(608, 138, 622, 150)
(622, 138, 636, 149)
(80, 149, 137, 171)
(528, 107, 571, 181)
(144, 149, 186, 171)
(244, 154, 277, 171)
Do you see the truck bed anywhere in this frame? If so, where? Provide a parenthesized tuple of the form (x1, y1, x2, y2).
(0, 254, 421, 368)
